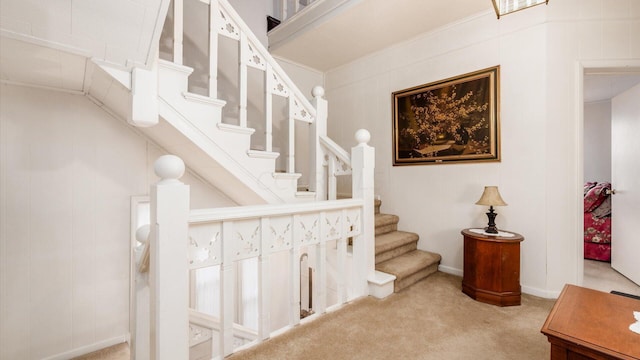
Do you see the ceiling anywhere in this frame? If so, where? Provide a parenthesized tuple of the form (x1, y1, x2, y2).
(268, 0, 494, 72)
(584, 74, 640, 103)
(1, 0, 639, 103)
(0, 36, 88, 93)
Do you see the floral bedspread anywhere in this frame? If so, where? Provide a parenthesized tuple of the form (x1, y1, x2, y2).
(583, 182, 612, 261)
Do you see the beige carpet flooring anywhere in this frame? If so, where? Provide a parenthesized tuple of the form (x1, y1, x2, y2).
(229, 271, 555, 360)
(72, 342, 129, 360)
(583, 259, 640, 296)
(69, 262, 640, 359)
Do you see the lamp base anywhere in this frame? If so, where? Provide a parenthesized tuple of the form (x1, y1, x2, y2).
(485, 206, 499, 234)
(484, 225, 499, 234)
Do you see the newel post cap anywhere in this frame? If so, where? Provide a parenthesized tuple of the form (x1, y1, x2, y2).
(355, 129, 371, 145)
(135, 224, 151, 244)
(312, 86, 325, 98)
(154, 155, 185, 184)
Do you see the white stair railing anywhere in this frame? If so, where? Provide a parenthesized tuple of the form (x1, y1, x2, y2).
(277, 0, 320, 22)
(149, 130, 374, 360)
(319, 135, 352, 200)
(164, 0, 321, 184)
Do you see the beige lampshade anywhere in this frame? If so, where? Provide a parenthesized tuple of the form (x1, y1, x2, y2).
(475, 186, 508, 206)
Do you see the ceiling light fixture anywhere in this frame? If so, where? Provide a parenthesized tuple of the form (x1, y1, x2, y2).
(492, 0, 549, 19)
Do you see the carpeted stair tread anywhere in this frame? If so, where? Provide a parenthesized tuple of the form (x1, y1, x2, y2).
(373, 199, 442, 292)
(375, 231, 419, 255)
(375, 213, 399, 235)
(376, 250, 441, 281)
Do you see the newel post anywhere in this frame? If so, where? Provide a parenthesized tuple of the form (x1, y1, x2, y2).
(150, 155, 190, 360)
(351, 129, 375, 297)
(309, 86, 328, 199)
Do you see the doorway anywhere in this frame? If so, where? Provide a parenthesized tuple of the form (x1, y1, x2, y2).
(580, 64, 640, 293)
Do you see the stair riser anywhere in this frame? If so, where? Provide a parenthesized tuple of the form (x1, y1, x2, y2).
(375, 224, 397, 236)
(159, 67, 226, 135)
(158, 61, 192, 93)
(394, 263, 439, 292)
(375, 242, 417, 265)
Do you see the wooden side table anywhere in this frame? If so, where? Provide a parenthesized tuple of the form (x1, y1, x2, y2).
(461, 228, 524, 306)
(541, 284, 640, 359)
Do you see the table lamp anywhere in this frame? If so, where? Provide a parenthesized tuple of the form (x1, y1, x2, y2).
(475, 186, 507, 234)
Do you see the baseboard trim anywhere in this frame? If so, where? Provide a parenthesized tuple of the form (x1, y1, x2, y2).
(522, 285, 560, 299)
(438, 265, 462, 277)
(41, 334, 129, 360)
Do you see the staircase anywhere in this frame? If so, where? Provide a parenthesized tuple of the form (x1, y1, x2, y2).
(374, 199, 441, 292)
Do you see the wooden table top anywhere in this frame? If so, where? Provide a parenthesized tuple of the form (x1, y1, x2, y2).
(461, 228, 524, 242)
(541, 284, 640, 359)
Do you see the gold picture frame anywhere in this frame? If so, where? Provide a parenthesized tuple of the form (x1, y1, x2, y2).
(392, 66, 500, 166)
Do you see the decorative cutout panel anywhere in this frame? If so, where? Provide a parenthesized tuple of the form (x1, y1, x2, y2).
(244, 42, 266, 70)
(324, 211, 342, 241)
(189, 323, 213, 347)
(292, 95, 314, 123)
(218, 8, 240, 40)
(267, 216, 293, 253)
(329, 154, 352, 176)
(188, 223, 221, 269)
(270, 71, 289, 97)
(232, 219, 261, 261)
(233, 336, 246, 348)
(345, 209, 361, 237)
(298, 214, 319, 246)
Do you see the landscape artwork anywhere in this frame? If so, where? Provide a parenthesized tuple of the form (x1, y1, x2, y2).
(392, 66, 500, 165)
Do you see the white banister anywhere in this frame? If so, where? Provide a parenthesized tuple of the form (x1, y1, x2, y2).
(173, 0, 184, 64)
(220, 220, 235, 357)
(167, 0, 318, 160)
(351, 129, 375, 295)
(238, 32, 249, 128)
(287, 95, 296, 173)
(280, 0, 288, 22)
(150, 155, 190, 360)
(265, 66, 274, 152)
(290, 223, 302, 326)
(149, 0, 380, 355)
(336, 221, 347, 304)
(320, 135, 352, 201)
(310, 86, 328, 199)
(144, 129, 375, 357)
(315, 221, 327, 314)
(258, 217, 271, 340)
(277, 0, 320, 22)
(208, 0, 219, 97)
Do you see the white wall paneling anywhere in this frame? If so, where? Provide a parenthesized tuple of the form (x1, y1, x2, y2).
(0, 84, 235, 359)
(324, 0, 640, 297)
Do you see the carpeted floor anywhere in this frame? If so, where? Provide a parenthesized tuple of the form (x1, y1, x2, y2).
(229, 271, 556, 360)
(71, 342, 129, 360)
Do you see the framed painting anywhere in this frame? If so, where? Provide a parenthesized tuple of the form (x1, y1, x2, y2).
(392, 66, 500, 165)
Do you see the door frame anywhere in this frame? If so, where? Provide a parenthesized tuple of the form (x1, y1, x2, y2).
(575, 60, 640, 286)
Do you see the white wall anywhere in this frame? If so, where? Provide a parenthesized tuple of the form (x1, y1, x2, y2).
(324, 0, 640, 296)
(0, 0, 166, 67)
(229, 0, 270, 47)
(0, 84, 235, 359)
(583, 101, 612, 183)
(277, 57, 325, 187)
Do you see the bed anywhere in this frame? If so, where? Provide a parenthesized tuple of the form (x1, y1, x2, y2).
(583, 182, 612, 262)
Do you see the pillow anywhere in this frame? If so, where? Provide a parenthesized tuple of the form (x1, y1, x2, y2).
(584, 182, 610, 213)
(584, 182, 597, 196)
